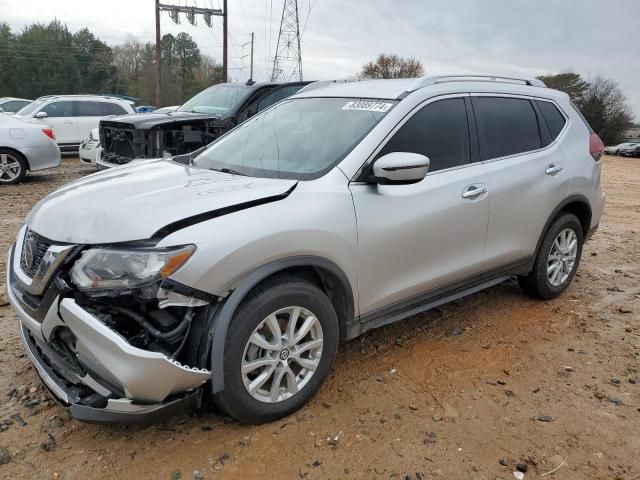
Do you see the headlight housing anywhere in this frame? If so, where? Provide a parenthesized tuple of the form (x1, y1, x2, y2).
(70, 245, 195, 292)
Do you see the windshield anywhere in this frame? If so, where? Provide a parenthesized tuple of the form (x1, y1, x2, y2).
(16, 98, 45, 116)
(178, 84, 252, 114)
(194, 97, 396, 180)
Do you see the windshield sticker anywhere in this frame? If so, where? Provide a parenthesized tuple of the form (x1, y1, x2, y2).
(342, 101, 393, 113)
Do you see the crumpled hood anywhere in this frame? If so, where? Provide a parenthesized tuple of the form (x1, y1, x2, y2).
(26, 160, 297, 244)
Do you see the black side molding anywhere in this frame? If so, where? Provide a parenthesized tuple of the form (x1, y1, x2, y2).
(151, 183, 297, 239)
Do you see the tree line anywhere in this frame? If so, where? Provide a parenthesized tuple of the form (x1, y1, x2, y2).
(0, 23, 633, 144)
(361, 54, 634, 145)
(0, 20, 222, 106)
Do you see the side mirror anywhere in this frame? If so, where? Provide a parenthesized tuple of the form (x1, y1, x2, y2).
(35, 111, 48, 119)
(0, 107, 4, 113)
(370, 152, 430, 185)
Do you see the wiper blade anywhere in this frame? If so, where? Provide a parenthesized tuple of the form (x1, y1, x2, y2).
(214, 167, 245, 176)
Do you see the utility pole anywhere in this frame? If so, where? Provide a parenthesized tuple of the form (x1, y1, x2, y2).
(249, 32, 254, 82)
(155, 2, 226, 105)
(155, 0, 161, 106)
(222, 0, 228, 82)
(242, 32, 255, 82)
(271, 0, 303, 81)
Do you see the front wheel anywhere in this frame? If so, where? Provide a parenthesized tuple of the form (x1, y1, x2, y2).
(213, 276, 339, 424)
(519, 213, 583, 299)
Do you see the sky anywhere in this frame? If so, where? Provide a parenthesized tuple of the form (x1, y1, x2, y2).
(1, 0, 638, 120)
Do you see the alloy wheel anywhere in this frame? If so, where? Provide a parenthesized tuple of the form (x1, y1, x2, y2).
(241, 306, 324, 403)
(0, 153, 23, 183)
(547, 228, 578, 287)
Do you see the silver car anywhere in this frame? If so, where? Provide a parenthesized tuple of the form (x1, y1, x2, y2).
(6, 75, 605, 424)
(0, 113, 60, 184)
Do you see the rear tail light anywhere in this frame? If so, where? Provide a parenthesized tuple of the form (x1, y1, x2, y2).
(42, 128, 56, 141)
(589, 133, 604, 161)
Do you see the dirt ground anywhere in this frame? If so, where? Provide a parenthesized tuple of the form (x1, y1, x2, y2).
(0, 156, 638, 480)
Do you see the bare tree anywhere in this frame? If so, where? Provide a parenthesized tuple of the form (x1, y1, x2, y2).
(579, 76, 633, 145)
(194, 55, 223, 87)
(360, 54, 424, 79)
(112, 35, 146, 96)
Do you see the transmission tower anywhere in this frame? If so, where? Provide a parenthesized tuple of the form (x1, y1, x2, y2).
(271, 0, 302, 81)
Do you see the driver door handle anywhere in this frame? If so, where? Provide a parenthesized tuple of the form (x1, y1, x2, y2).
(545, 163, 564, 175)
(462, 184, 488, 199)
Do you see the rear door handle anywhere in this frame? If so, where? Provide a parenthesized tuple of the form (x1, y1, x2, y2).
(545, 164, 563, 175)
(462, 184, 488, 199)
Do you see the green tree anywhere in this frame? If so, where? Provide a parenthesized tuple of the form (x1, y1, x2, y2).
(537, 72, 589, 103)
(173, 33, 202, 100)
(0, 23, 16, 95)
(360, 54, 424, 79)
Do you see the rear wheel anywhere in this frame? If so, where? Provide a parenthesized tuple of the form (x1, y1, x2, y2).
(519, 213, 583, 299)
(0, 149, 27, 185)
(214, 276, 339, 424)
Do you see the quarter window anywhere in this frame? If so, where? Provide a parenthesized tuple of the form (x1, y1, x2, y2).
(104, 103, 128, 115)
(473, 97, 541, 160)
(378, 98, 471, 172)
(40, 101, 74, 118)
(536, 100, 566, 140)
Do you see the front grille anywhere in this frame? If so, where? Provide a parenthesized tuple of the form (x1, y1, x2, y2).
(20, 229, 53, 278)
(101, 122, 139, 159)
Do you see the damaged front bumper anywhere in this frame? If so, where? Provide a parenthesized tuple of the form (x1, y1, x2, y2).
(7, 242, 211, 423)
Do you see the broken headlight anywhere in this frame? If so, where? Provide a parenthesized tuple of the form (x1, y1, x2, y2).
(70, 245, 195, 292)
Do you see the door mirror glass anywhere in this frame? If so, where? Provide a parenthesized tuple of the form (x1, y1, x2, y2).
(35, 111, 48, 119)
(371, 152, 430, 185)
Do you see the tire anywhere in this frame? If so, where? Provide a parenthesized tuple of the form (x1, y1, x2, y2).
(213, 276, 339, 424)
(0, 149, 27, 185)
(519, 213, 583, 299)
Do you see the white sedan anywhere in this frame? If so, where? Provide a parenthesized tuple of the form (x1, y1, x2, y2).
(0, 113, 60, 184)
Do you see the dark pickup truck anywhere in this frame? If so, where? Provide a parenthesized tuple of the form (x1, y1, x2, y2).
(99, 81, 310, 168)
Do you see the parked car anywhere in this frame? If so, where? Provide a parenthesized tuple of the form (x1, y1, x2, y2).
(98, 81, 310, 168)
(0, 97, 32, 114)
(79, 128, 101, 165)
(0, 112, 60, 184)
(7, 75, 605, 424)
(618, 143, 640, 157)
(136, 105, 157, 113)
(14, 95, 136, 153)
(604, 142, 636, 155)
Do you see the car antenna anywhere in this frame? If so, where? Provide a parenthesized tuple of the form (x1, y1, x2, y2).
(245, 79, 255, 86)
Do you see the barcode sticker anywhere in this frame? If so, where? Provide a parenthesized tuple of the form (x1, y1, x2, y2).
(342, 101, 393, 113)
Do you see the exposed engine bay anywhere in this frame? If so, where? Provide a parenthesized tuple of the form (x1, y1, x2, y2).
(100, 117, 233, 165)
(36, 243, 216, 373)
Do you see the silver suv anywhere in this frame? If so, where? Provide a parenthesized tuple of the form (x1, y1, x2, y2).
(7, 75, 605, 424)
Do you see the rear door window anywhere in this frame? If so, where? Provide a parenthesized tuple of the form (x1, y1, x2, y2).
(536, 101, 566, 140)
(472, 97, 541, 160)
(378, 98, 471, 172)
(257, 85, 304, 112)
(75, 101, 105, 117)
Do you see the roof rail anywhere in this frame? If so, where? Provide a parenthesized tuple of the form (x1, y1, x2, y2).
(407, 75, 546, 92)
(297, 78, 361, 94)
